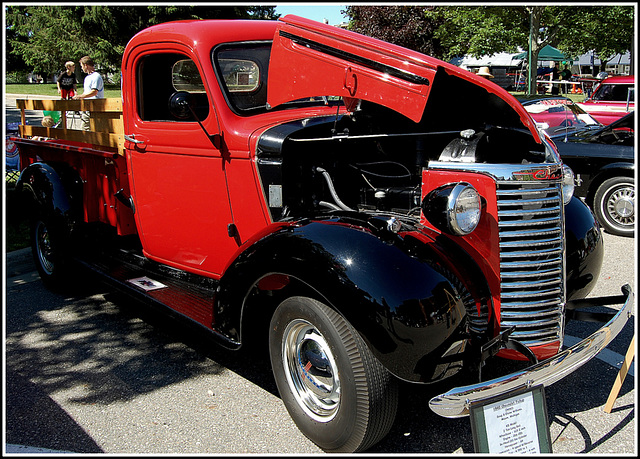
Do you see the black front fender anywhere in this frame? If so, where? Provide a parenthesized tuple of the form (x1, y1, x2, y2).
(564, 196, 604, 300)
(217, 216, 476, 383)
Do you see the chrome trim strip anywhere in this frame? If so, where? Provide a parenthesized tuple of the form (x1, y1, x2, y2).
(428, 284, 634, 418)
(427, 161, 563, 182)
(501, 299, 562, 308)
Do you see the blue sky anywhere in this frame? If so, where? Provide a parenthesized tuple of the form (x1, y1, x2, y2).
(275, 4, 348, 25)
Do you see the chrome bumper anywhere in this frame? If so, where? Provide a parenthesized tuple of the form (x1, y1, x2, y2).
(429, 284, 634, 418)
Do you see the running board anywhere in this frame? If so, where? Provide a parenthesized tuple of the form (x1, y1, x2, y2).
(72, 249, 239, 350)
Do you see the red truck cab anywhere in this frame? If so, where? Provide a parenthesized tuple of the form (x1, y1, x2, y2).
(13, 16, 633, 453)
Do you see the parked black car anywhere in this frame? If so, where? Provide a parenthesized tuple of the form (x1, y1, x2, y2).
(518, 96, 634, 236)
(550, 112, 635, 237)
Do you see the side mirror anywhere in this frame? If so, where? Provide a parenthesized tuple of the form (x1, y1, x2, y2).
(168, 91, 196, 120)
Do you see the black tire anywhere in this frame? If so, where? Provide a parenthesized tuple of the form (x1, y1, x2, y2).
(593, 176, 635, 237)
(30, 216, 71, 289)
(269, 296, 398, 453)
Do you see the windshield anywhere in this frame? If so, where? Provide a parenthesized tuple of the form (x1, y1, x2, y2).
(523, 98, 600, 135)
(213, 42, 341, 115)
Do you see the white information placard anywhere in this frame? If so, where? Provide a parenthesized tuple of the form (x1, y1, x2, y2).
(484, 390, 539, 453)
(470, 385, 552, 453)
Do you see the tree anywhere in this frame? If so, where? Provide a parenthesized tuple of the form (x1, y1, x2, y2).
(5, 5, 279, 81)
(4, 5, 30, 81)
(345, 5, 634, 95)
(343, 6, 447, 58)
(518, 5, 634, 94)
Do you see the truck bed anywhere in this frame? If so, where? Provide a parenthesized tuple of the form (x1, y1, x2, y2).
(16, 98, 125, 154)
(13, 98, 136, 236)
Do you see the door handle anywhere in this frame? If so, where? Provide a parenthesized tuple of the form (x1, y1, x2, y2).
(124, 134, 145, 145)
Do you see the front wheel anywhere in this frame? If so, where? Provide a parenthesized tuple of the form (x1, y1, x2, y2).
(593, 176, 635, 237)
(269, 296, 398, 453)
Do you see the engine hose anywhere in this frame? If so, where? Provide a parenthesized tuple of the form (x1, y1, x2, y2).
(315, 167, 355, 212)
(319, 201, 343, 211)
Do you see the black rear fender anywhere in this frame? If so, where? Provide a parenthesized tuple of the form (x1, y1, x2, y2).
(16, 162, 83, 229)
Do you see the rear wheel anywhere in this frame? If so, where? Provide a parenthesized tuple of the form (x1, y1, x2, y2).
(593, 176, 634, 236)
(269, 296, 398, 453)
(30, 216, 71, 288)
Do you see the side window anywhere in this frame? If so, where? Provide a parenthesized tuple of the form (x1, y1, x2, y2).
(593, 83, 632, 102)
(610, 84, 633, 102)
(137, 53, 210, 121)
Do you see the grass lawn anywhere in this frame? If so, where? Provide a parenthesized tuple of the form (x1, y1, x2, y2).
(5, 83, 122, 98)
(5, 218, 30, 252)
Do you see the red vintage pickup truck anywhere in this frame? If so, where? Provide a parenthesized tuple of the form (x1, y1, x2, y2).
(13, 16, 633, 453)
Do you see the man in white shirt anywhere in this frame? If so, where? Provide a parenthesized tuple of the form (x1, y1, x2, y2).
(73, 56, 105, 130)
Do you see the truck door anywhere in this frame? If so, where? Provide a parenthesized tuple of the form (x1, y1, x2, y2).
(123, 44, 234, 277)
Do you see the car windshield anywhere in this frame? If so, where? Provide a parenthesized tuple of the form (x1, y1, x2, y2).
(523, 98, 601, 135)
(571, 112, 635, 145)
(213, 42, 342, 115)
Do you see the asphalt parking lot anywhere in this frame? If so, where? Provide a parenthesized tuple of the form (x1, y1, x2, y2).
(4, 230, 636, 454)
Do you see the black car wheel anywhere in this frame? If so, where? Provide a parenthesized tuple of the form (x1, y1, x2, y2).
(593, 176, 635, 236)
(269, 296, 398, 453)
(30, 216, 71, 288)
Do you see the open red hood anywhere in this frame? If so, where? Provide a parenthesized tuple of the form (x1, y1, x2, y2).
(268, 15, 539, 140)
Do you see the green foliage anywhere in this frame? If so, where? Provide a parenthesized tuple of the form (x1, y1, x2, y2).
(344, 6, 447, 58)
(345, 5, 633, 95)
(554, 6, 634, 60)
(428, 7, 530, 60)
(345, 5, 633, 63)
(6, 71, 30, 84)
(6, 5, 280, 77)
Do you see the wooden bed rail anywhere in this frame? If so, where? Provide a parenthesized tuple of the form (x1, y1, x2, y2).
(16, 98, 125, 155)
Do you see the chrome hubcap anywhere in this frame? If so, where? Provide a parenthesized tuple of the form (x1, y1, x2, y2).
(282, 319, 340, 421)
(36, 221, 55, 275)
(607, 185, 634, 227)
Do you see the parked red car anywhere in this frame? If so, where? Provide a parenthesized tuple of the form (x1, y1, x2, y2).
(578, 75, 635, 125)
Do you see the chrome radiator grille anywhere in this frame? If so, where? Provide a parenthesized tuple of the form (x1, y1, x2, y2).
(496, 178, 565, 348)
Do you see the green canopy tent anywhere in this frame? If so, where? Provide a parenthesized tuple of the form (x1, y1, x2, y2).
(515, 45, 573, 94)
(515, 44, 568, 61)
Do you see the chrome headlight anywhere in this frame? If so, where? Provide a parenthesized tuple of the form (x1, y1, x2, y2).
(562, 164, 575, 204)
(422, 183, 482, 236)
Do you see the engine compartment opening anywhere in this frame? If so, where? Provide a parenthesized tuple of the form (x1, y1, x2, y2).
(257, 69, 549, 222)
